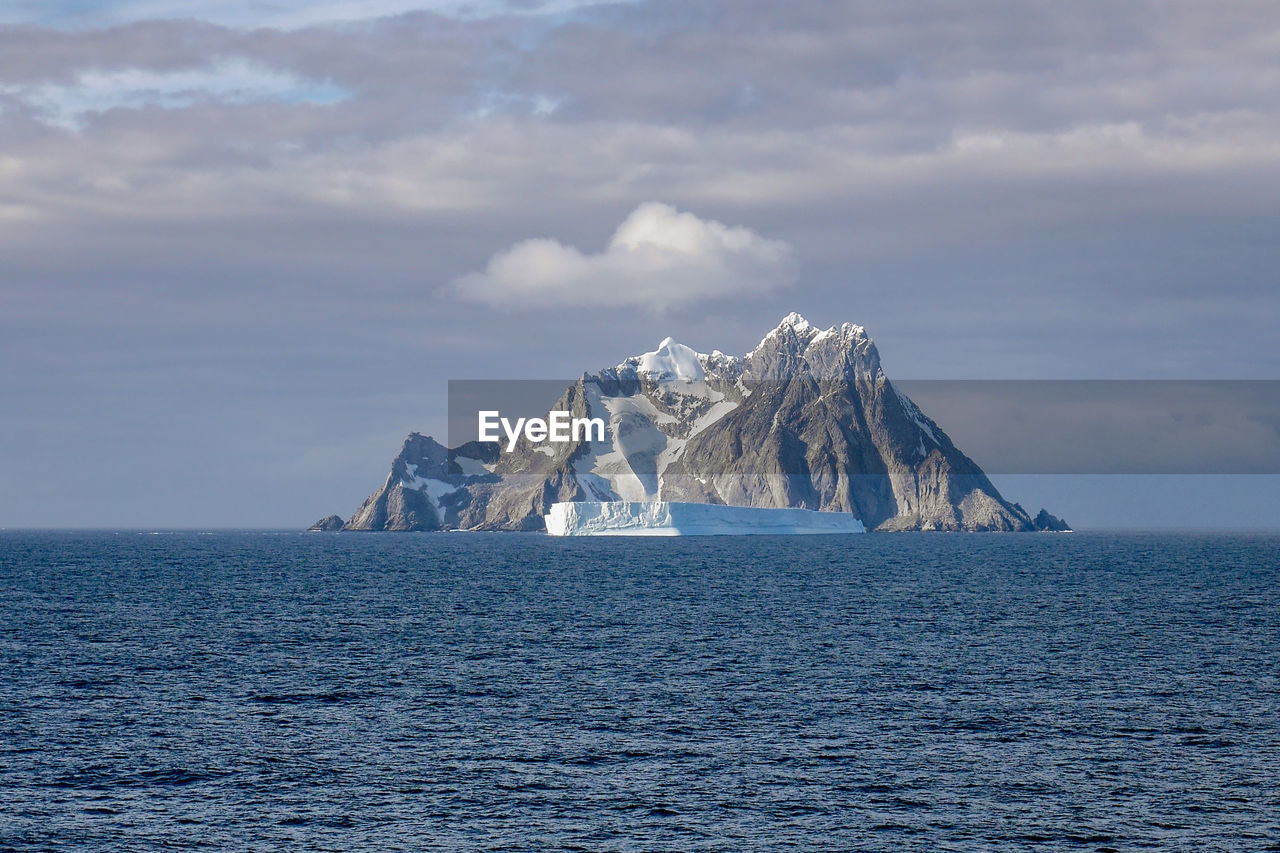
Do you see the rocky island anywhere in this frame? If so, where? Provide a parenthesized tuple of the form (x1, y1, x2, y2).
(319, 314, 1067, 533)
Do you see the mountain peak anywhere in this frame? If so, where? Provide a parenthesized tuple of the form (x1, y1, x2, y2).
(778, 311, 812, 333)
(753, 311, 822, 357)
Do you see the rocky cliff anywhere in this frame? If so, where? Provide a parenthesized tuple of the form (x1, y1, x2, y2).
(341, 433, 499, 531)
(657, 316, 1034, 530)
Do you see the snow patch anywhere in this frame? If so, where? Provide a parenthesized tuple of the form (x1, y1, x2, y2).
(452, 455, 493, 476)
(689, 399, 738, 437)
(400, 463, 465, 514)
(602, 392, 677, 425)
(634, 337, 706, 382)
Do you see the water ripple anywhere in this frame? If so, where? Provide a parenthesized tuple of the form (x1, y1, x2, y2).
(1, 530, 1278, 850)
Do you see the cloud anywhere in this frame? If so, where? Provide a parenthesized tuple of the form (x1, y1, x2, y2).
(1, 57, 346, 128)
(449, 202, 798, 309)
(0, 0, 633, 30)
(4, 1, 1280, 527)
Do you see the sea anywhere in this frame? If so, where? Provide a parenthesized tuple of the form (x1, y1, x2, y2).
(1, 530, 1277, 851)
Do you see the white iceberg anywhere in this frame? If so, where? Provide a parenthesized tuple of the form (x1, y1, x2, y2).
(544, 501, 865, 536)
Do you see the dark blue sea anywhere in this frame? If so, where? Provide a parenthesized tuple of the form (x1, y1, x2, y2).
(1, 531, 1277, 851)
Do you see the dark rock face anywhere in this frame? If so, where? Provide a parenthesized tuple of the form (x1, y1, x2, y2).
(1032, 508, 1072, 531)
(343, 433, 449, 531)
(325, 314, 1060, 533)
(340, 433, 502, 531)
(451, 380, 597, 531)
(307, 515, 345, 531)
(660, 317, 1033, 531)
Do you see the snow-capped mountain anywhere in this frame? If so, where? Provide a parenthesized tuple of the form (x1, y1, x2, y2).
(328, 314, 1064, 531)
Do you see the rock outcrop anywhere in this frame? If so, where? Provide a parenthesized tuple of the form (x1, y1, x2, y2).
(307, 515, 345, 531)
(1032, 508, 1072, 531)
(340, 433, 499, 531)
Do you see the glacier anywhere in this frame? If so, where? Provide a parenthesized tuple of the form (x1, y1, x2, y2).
(544, 501, 866, 536)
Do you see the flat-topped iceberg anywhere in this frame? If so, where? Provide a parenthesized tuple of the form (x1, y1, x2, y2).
(544, 501, 865, 536)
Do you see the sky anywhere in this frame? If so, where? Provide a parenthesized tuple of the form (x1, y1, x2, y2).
(1, 0, 1278, 528)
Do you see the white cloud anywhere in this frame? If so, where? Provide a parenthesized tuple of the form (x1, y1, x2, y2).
(2, 58, 346, 128)
(0, 0, 634, 30)
(450, 202, 798, 309)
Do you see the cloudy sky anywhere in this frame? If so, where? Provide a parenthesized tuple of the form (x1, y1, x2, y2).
(2, 0, 1278, 527)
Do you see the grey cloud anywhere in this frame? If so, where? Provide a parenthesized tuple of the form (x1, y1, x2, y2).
(0, 0, 621, 30)
(2, 0, 1279, 526)
(505, 1, 1280, 134)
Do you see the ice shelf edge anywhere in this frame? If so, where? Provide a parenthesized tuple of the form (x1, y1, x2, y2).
(545, 501, 866, 536)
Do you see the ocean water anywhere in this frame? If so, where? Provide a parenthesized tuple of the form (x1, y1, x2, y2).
(1, 531, 1277, 851)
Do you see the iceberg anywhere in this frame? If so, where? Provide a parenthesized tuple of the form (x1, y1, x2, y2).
(544, 501, 865, 536)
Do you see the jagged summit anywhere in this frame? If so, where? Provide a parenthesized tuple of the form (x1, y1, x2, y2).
(755, 311, 818, 352)
(779, 311, 812, 332)
(752, 314, 871, 354)
(619, 314, 878, 384)
(747, 315, 879, 382)
(330, 314, 1058, 532)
